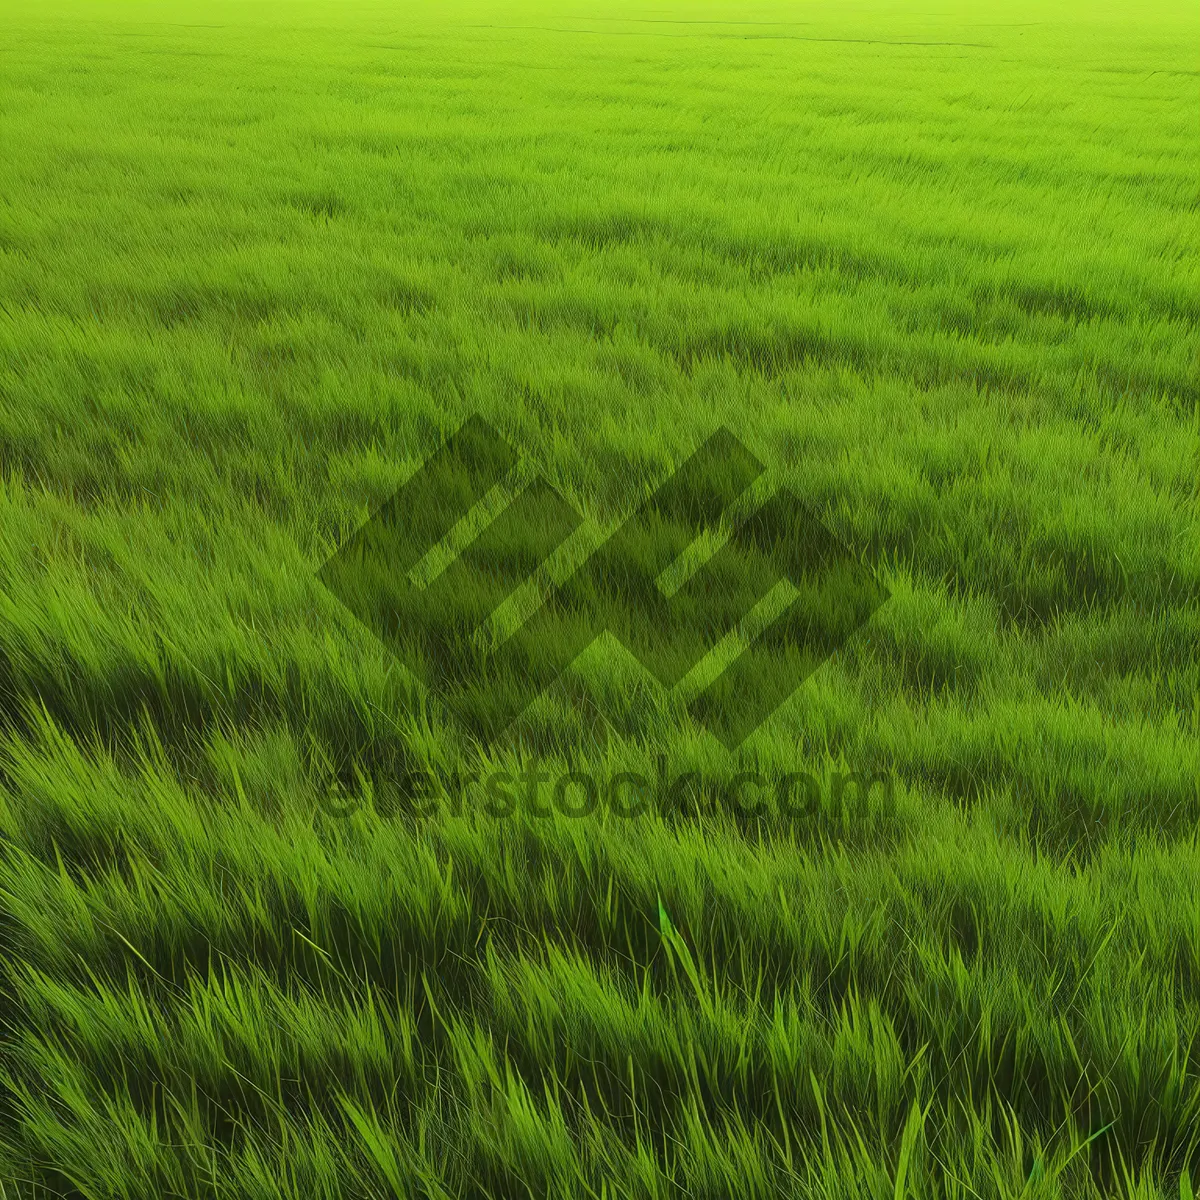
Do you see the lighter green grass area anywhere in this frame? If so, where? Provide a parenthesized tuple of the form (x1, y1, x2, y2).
(0, 0, 1199, 1195)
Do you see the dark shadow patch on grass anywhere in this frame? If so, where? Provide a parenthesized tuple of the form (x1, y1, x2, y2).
(504, 292, 621, 340)
(238, 337, 299, 375)
(1091, 359, 1199, 414)
(487, 246, 561, 284)
(0, 968, 433, 1156)
(0, 434, 171, 514)
(85, 280, 280, 330)
(540, 208, 679, 252)
(0, 646, 427, 819)
(669, 322, 839, 377)
(146, 283, 205, 329)
(866, 635, 989, 704)
(377, 274, 437, 317)
(285, 190, 347, 221)
(908, 758, 1200, 866)
(661, 317, 1052, 400)
(988, 554, 1199, 634)
(977, 279, 1106, 327)
(591, 339, 674, 398)
(714, 232, 910, 288)
(899, 297, 1029, 345)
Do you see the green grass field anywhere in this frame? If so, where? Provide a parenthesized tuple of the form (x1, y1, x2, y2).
(1, 0, 1199, 1195)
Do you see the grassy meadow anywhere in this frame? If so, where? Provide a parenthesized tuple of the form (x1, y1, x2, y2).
(1, 0, 1199, 1194)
